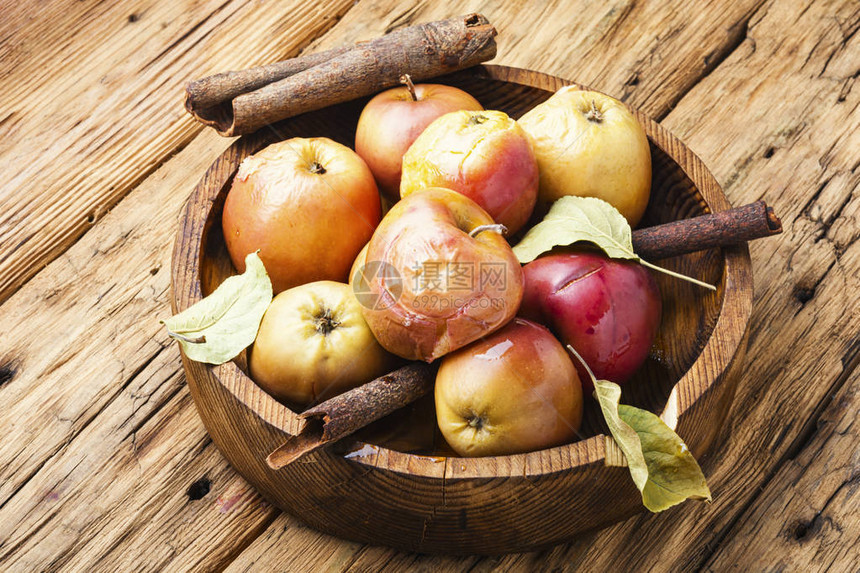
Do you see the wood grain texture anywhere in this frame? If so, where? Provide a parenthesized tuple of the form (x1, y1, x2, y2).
(703, 366, 860, 571)
(0, 0, 857, 569)
(0, 130, 283, 572)
(0, 0, 355, 306)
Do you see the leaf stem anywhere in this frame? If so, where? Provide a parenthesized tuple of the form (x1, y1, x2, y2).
(166, 328, 206, 344)
(566, 344, 598, 386)
(639, 260, 717, 291)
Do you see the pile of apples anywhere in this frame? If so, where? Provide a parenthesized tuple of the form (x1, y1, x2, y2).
(222, 77, 660, 457)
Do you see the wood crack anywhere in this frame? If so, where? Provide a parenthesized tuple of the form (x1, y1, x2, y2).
(697, 332, 860, 567)
(654, 1, 765, 122)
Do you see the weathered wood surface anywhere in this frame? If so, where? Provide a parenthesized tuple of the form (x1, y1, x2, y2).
(0, 0, 857, 571)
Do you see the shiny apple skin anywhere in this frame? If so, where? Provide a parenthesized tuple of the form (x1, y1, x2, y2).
(518, 87, 651, 226)
(520, 252, 661, 388)
(360, 187, 524, 362)
(222, 137, 382, 294)
(435, 318, 583, 457)
(355, 84, 483, 202)
(250, 281, 395, 407)
(400, 110, 539, 234)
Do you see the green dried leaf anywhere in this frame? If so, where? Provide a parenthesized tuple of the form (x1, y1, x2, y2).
(573, 346, 711, 512)
(513, 196, 637, 263)
(617, 403, 712, 512)
(593, 378, 711, 512)
(160, 251, 272, 365)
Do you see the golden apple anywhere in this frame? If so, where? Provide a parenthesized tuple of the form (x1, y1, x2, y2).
(250, 281, 394, 407)
(518, 87, 651, 226)
(435, 318, 583, 457)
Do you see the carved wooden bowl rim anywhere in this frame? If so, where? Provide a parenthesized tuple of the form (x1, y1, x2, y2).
(173, 64, 753, 480)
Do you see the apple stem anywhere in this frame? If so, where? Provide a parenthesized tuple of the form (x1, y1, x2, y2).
(638, 259, 717, 291)
(309, 161, 327, 174)
(585, 99, 603, 123)
(400, 74, 418, 101)
(469, 223, 508, 238)
(166, 328, 206, 344)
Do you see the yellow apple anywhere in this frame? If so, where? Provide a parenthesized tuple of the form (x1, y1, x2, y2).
(250, 281, 395, 407)
(435, 318, 583, 457)
(518, 86, 651, 226)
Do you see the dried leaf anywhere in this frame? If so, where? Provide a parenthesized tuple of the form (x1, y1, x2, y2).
(160, 251, 272, 364)
(572, 345, 711, 512)
(594, 379, 711, 512)
(617, 403, 712, 512)
(513, 196, 637, 263)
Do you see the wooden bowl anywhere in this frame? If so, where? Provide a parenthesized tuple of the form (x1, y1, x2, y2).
(171, 65, 752, 554)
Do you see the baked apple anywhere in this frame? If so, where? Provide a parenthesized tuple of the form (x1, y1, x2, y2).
(355, 78, 483, 202)
(223, 137, 382, 293)
(400, 110, 538, 234)
(359, 187, 523, 362)
(518, 87, 651, 226)
(250, 281, 395, 407)
(520, 251, 661, 388)
(435, 318, 583, 457)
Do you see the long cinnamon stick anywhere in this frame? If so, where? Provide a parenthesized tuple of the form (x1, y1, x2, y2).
(265, 201, 782, 470)
(266, 362, 436, 469)
(185, 45, 352, 126)
(190, 14, 497, 137)
(632, 200, 782, 259)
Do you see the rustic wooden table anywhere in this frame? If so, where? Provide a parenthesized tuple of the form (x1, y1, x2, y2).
(1, 1, 857, 571)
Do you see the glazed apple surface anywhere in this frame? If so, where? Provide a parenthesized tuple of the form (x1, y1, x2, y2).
(520, 251, 661, 389)
(250, 281, 395, 407)
(358, 187, 523, 362)
(435, 318, 583, 457)
(400, 109, 538, 234)
(222, 137, 382, 294)
(355, 81, 483, 202)
(518, 87, 651, 226)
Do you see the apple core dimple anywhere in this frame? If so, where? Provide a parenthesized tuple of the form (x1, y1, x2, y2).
(313, 307, 340, 335)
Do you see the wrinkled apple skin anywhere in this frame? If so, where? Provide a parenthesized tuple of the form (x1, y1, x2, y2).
(436, 318, 583, 457)
(400, 110, 538, 234)
(355, 84, 483, 202)
(360, 188, 523, 362)
(520, 252, 661, 388)
(250, 281, 395, 407)
(223, 137, 382, 294)
(518, 87, 651, 226)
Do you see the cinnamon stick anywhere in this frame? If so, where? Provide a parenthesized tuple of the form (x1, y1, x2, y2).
(632, 201, 782, 260)
(185, 45, 352, 127)
(266, 362, 436, 469)
(265, 201, 782, 470)
(189, 14, 497, 137)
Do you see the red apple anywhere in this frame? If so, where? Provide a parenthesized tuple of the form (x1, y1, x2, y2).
(520, 251, 661, 388)
(359, 187, 523, 362)
(435, 318, 583, 457)
(400, 110, 539, 234)
(222, 137, 382, 293)
(355, 80, 483, 202)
